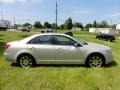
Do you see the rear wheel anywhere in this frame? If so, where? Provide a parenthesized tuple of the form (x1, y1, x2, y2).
(109, 38, 113, 42)
(96, 37, 98, 40)
(106, 38, 108, 41)
(86, 54, 105, 68)
(18, 54, 35, 68)
(96, 37, 99, 40)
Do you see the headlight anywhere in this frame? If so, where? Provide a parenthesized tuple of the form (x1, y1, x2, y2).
(106, 49, 112, 54)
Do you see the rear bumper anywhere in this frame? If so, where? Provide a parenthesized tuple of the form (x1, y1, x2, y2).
(4, 52, 16, 63)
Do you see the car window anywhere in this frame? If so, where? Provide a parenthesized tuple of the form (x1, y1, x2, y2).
(52, 35, 76, 46)
(28, 35, 52, 45)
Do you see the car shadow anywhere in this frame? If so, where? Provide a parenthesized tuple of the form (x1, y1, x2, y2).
(103, 61, 118, 68)
(11, 63, 86, 68)
(11, 61, 118, 68)
(11, 63, 20, 67)
(35, 64, 86, 68)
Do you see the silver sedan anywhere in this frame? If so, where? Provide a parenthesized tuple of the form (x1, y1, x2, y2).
(4, 33, 113, 68)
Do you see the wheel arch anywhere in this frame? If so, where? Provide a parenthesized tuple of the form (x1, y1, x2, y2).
(16, 53, 36, 64)
(85, 52, 106, 65)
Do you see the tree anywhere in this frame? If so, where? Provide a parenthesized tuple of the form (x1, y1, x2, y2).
(44, 22, 52, 28)
(51, 23, 56, 29)
(111, 24, 116, 29)
(23, 23, 32, 29)
(93, 20, 97, 28)
(73, 22, 83, 29)
(64, 17, 73, 30)
(59, 24, 64, 30)
(85, 23, 93, 31)
(14, 24, 19, 29)
(99, 20, 109, 28)
(34, 21, 42, 28)
(85, 23, 93, 28)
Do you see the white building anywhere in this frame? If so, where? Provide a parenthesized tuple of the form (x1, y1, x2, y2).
(0, 20, 11, 29)
(72, 27, 81, 31)
(116, 24, 120, 30)
(89, 28, 120, 34)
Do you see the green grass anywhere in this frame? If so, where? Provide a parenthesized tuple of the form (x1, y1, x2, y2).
(0, 30, 120, 90)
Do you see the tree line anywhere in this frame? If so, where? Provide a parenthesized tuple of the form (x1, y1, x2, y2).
(16, 17, 116, 30)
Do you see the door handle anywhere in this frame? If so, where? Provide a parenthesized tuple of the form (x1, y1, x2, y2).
(29, 47, 35, 50)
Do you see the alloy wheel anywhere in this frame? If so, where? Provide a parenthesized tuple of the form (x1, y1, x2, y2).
(19, 56, 33, 68)
(88, 56, 103, 68)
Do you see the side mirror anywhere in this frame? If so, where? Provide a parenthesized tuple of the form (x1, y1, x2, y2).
(74, 43, 81, 47)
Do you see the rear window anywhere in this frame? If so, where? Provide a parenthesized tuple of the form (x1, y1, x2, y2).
(28, 35, 52, 45)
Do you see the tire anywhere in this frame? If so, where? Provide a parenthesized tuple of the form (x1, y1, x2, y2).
(96, 37, 100, 40)
(17, 54, 35, 68)
(86, 54, 105, 68)
(106, 38, 108, 41)
(109, 38, 113, 42)
(96, 37, 98, 39)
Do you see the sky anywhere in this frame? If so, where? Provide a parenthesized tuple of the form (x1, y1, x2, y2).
(0, 0, 120, 25)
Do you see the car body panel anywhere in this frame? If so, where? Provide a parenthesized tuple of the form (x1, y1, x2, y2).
(4, 33, 114, 65)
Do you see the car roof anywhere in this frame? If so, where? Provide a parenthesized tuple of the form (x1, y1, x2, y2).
(41, 29, 54, 31)
(36, 33, 67, 36)
(21, 33, 71, 43)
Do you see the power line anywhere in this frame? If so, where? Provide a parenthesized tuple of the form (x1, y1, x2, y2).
(13, 16, 15, 25)
(13, 16, 16, 29)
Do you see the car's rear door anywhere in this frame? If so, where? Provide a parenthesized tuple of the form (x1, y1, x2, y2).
(27, 35, 56, 62)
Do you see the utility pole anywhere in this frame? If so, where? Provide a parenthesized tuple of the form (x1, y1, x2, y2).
(55, 0, 58, 32)
(13, 16, 15, 29)
(1, 10, 4, 29)
(1, 10, 3, 26)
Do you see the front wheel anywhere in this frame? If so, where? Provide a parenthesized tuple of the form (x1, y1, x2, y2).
(18, 54, 35, 68)
(86, 54, 104, 68)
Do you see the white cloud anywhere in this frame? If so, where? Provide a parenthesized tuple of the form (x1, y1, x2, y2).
(0, 0, 42, 4)
(107, 12, 120, 17)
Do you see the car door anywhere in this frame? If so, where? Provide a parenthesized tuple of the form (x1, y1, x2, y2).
(27, 35, 55, 62)
(52, 35, 83, 63)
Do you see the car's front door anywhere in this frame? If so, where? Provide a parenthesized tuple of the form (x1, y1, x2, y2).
(52, 35, 83, 64)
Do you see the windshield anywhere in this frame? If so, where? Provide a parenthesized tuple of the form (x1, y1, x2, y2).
(80, 41, 88, 45)
(68, 36, 88, 45)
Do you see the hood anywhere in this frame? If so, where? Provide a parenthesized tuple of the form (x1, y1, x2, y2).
(83, 42, 111, 50)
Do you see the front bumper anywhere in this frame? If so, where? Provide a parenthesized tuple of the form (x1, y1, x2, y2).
(105, 53, 113, 64)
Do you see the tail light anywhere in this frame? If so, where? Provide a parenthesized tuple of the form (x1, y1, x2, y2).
(5, 43, 11, 49)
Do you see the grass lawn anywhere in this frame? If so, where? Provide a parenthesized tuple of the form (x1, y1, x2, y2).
(0, 30, 120, 90)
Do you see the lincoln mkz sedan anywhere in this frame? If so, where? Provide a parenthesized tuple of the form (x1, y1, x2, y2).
(4, 33, 113, 68)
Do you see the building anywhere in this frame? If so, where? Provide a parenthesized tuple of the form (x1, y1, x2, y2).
(0, 20, 11, 29)
(89, 28, 111, 33)
(89, 28, 120, 35)
(116, 24, 120, 30)
(72, 27, 81, 31)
